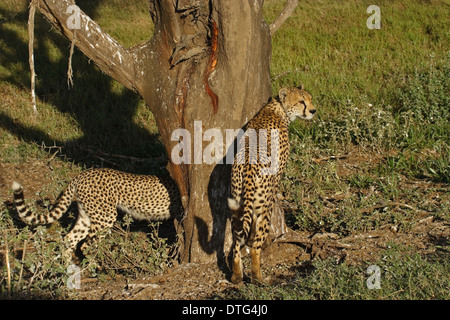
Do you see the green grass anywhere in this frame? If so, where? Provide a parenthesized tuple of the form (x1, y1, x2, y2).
(267, 0, 449, 110)
(1, 0, 449, 299)
(221, 244, 450, 300)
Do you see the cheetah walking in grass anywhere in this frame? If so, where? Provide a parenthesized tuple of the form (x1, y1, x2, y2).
(12, 168, 181, 259)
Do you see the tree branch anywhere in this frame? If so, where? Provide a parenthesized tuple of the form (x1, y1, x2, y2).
(35, 0, 138, 92)
(269, 0, 298, 36)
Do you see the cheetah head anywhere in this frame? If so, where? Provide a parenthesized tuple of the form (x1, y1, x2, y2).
(279, 85, 316, 122)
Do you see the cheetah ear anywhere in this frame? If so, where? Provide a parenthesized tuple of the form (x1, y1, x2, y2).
(298, 83, 304, 90)
(279, 88, 288, 103)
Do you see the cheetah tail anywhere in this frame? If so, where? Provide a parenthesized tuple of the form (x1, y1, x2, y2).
(228, 197, 252, 244)
(12, 181, 75, 225)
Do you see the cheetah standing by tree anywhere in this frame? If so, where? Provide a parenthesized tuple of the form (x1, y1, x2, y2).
(228, 86, 317, 283)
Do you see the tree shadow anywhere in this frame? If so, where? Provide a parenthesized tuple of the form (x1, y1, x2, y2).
(0, 1, 164, 174)
(196, 141, 237, 276)
(207, 161, 233, 274)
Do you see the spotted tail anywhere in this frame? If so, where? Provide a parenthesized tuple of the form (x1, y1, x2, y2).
(12, 181, 75, 225)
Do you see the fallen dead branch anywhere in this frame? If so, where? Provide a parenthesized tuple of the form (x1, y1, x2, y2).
(312, 154, 349, 164)
(0, 245, 35, 255)
(275, 229, 312, 246)
(359, 201, 418, 215)
(274, 229, 355, 250)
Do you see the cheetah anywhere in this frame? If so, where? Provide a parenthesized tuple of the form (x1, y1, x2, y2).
(12, 168, 182, 259)
(228, 86, 316, 283)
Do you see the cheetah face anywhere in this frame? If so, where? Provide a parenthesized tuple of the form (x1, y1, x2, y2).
(279, 86, 317, 122)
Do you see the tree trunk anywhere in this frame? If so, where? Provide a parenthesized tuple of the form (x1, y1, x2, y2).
(33, 0, 297, 265)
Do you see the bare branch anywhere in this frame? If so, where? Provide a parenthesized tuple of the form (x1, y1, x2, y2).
(28, 0, 38, 114)
(269, 0, 298, 36)
(35, 0, 138, 92)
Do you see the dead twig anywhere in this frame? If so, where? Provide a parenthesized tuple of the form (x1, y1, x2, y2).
(323, 241, 354, 249)
(3, 231, 12, 298)
(275, 229, 357, 252)
(388, 201, 415, 211)
(0, 245, 35, 255)
(28, 0, 38, 114)
(311, 232, 355, 249)
(17, 240, 28, 290)
(360, 201, 417, 215)
(274, 229, 312, 246)
(312, 154, 349, 164)
(67, 30, 76, 88)
(47, 149, 61, 170)
(27, 261, 42, 292)
(269, 0, 299, 36)
(272, 67, 302, 81)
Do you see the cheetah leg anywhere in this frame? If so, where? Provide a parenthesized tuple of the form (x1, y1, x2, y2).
(231, 240, 243, 284)
(63, 203, 90, 261)
(250, 246, 263, 283)
(80, 206, 117, 254)
(230, 201, 247, 284)
(250, 207, 271, 284)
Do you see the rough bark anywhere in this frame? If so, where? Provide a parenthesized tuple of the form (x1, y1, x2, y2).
(33, 0, 298, 265)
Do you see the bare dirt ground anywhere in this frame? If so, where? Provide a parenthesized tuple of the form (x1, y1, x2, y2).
(1, 159, 449, 300)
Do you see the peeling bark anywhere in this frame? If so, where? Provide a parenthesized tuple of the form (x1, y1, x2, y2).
(36, 0, 137, 91)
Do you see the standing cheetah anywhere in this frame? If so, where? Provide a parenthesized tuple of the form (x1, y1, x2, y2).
(12, 168, 182, 259)
(228, 86, 316, 283)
